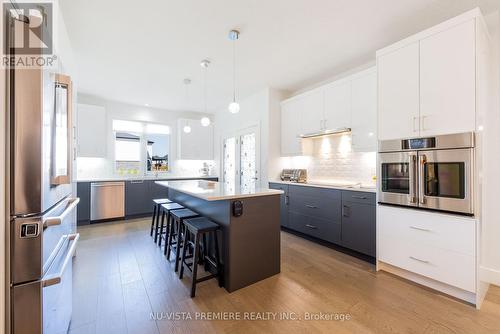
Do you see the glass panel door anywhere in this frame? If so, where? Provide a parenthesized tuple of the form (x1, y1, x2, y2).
(222, 126, 260, 193)
(240, 132, 257, 193)
(424, 162, 465, 199)
(223, 137, 237, 193)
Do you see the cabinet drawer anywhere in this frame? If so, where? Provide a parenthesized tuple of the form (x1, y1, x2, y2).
(289, 212, 341, 244)
(341, 190, 375, 205)
(289, 194, 341, 221)
(289, 184, 341, 200)
(378, 205, 475, 256)
(378, 234, 475, 292)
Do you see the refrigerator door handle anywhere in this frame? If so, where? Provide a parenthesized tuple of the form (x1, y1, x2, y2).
(42, 233, 79, 287)
(43, 197, 80, 228)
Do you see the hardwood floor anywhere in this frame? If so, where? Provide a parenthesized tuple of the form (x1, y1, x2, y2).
(70, 218, 500, 334)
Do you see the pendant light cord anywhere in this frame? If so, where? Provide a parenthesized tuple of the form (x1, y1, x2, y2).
(232, 37, 236, 103)
(204, 65, 208, 113)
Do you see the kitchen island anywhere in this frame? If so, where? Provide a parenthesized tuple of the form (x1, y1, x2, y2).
(156, 180, 283, 292)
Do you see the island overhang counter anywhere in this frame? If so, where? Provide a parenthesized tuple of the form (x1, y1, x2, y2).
(155, 180, 283, 292)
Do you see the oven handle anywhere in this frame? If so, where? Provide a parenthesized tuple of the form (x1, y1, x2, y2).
(418, 154, 426, 204)
(42, 233, 79, 287)
(409, 153, 417, 203)
(43, 198, 80, 228)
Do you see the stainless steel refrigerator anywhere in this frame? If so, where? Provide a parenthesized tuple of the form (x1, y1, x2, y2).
(7, 11, 80, 334)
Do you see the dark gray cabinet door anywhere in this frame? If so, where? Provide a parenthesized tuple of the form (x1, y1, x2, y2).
(269, 183, 289, 227)
(76, 182, 90, 224)
(288, 211, 341, 244)
(125, 180, 151, 216)
(341, 201, 376, 257)
(149, 180, 169, 201)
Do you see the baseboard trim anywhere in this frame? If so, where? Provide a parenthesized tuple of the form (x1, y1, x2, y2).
(378, 261, 476, 305)
(480, 266, 500, 286)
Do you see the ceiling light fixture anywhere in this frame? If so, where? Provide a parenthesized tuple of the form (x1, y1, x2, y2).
(228, 29, 240, 114)
(183, 125, 191, 133)
(200, 59, 211, 127)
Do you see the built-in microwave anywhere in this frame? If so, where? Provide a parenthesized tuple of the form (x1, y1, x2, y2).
(377, 132, 474, 216)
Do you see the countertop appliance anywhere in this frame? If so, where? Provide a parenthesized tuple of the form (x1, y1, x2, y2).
(378, 132, 474, 215)
(280, 169, 307, 183)
(90, 182, 125, 221)
(7, 10, 79, 334)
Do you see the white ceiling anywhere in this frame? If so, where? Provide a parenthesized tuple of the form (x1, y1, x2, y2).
(60, 0, 500, 113)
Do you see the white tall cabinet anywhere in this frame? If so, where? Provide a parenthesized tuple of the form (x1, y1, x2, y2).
(376, 8, 496, 308)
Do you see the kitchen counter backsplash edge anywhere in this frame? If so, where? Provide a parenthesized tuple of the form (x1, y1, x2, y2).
(75, 175, 219, 182)
(269, 180, 376, 193)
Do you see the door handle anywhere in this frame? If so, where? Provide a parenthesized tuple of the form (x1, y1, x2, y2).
(418, 154, 426, 204)
(408, 154, 417, 204)
(305, 224, 317, 229)
(43, 198, 80, 228)
(42, 233, 80, 287)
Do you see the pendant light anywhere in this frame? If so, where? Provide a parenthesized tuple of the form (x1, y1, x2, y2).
(200, 59, 211, 127)
(183, 78, 192, 133)
(228, 29, 240, 114)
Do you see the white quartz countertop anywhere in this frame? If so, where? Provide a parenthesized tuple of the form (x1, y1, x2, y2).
(269, 180, 377, 193)
(156, 180, 284, 201)
(75, 175, 218, 183)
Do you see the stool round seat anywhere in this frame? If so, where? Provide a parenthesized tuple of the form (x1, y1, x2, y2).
(161, 202, 184, 211)
(184, 217, 219, 233)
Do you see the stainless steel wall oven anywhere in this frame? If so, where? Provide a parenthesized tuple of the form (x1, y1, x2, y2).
(378, 133, 474, 215)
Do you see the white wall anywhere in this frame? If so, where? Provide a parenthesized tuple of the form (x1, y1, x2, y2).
(213, 88, 286, 188)
(76, 94, 214, 179)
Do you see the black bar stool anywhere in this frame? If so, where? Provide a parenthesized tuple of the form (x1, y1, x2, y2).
(166, 209, 199, 272)
(150, 198, 172, 241)
(179, 217, 222, 298)
(157, 202, 184, 247)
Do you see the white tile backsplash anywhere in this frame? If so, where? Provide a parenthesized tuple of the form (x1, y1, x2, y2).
(280, 134, 376, 186)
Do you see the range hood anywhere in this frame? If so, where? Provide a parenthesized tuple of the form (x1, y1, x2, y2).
(300, 127, 351, 139)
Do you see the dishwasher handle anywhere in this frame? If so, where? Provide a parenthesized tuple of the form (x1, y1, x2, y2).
(91, 182, 125, 187)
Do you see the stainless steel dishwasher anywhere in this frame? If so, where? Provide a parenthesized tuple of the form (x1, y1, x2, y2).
(90, 182, 125, 221)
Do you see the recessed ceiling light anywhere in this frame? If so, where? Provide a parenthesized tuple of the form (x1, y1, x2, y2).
(183, 125, 191, 133)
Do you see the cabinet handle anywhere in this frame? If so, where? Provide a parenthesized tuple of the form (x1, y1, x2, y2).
(305, 224, 317, 229)
(285, 195, 289, 205)
(342, 205, 350, 217)
(130, 180, 144, 184)
(409, 256, 430, 264)
(412, 116, 418, 132)
(351, 195, 367, 200)
(409, 226, 432, 232)
(421, 115, 427, 131)
(305, 204, 318, 209)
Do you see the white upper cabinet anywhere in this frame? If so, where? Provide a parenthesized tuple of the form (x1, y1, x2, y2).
(77, 104, 107, 158)
(178, 119, 213, 160)
(324, 79, 351, 130)
(298, 90, 324, 135)
(377, 10, 481, 141)
(281, 99, 303, 156)
(419, 20, 476, 136)
(377, 42, 420, 140)
(351, 69, 377, 151)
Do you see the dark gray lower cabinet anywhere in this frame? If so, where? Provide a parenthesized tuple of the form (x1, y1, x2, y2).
(269, 182, 376, 259)
(341, 201, 376, 257)
(76, 182, 91, 225)
(269, 182, 289, 227)
(125, 180, 152, 216)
